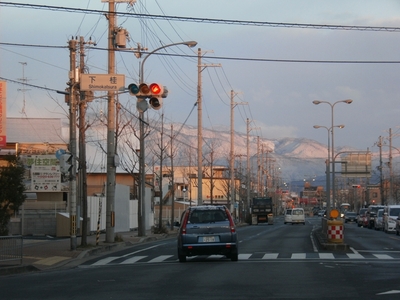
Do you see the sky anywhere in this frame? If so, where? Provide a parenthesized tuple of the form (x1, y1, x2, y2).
(1, 0, 400, 155)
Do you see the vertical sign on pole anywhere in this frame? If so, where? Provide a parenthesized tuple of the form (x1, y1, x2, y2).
(0, 81, 6, 147)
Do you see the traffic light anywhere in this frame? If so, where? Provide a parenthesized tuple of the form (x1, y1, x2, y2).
(128, 82, 167, 111)
(59, 153, 73, 174)
(148, 83, 163, 110)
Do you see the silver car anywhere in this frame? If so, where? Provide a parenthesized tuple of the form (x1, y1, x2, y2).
(374, 209, 384, 231)
(177, 205, 238, 262)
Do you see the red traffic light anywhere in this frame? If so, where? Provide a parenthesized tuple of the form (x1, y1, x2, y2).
(149, 83, 163, 95)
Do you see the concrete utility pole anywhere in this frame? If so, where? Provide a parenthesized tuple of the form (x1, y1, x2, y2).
(197, 49, 220, 205)
(246, 118, 251, 208)
(197, 48, 203, 205)
(170, 124, 175, 230)
(106, 0, 116, 243)
(68, 39, 78, 250)
(230, 90, 246, 215)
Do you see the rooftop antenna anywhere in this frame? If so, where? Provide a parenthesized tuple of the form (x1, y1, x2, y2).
(17, 62, 30, 116)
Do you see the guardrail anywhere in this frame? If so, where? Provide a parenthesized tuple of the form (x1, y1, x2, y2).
(0, 236, 23, 266)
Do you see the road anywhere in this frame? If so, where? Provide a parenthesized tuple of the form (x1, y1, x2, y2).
(2, 216, 400, 299)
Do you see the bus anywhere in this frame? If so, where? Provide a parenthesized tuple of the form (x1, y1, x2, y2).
(339, 203, 351, 218)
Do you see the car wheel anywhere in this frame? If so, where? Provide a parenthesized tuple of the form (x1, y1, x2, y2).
(231, 252, 238, 262)
(396, 230, 399, 236)
(178, 254, 186, 262)
(284, 222, 286, 224)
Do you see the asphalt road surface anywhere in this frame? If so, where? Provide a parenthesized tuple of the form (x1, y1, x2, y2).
(2, 216, 400, 299)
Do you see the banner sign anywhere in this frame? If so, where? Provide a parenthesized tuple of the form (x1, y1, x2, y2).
(341, 152, 372, 178)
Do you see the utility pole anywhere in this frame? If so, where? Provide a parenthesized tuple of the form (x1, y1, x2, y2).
(257, 136, 260, 196)
(197, 49, 220, 205)
(78, 36, 95, 246)
(378, 136, 384, 205)
(158, 114, 164, 231)
(230, 90, 246, 216)
(105, 0, 117, 243)
(68, 39, 78, 250)
(247, 118, 251, 208)
(17, 62, 29, 116)
(170, 124, 175, 230)
(197, 48, 203, 205)
(389, 128, 393, 204)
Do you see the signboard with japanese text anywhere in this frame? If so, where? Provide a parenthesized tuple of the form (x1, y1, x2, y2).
(0, 81, 6, 147)
(80, 74, 125, 91)
(341, 152, 372, 178)
(23, 155, 63, 192)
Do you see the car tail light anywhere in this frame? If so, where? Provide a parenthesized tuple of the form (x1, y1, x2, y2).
(181, 210, 190, 235)
(225, 208, 236, 233)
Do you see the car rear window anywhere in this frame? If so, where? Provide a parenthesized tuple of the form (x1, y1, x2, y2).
(292, 209, 304, 215)
(188, 209, 228, 223)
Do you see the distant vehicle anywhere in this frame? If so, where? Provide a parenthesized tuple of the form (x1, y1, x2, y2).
(374, 209, 384, 231)
(251, 197, 273, 225)
(340, 203, 351, 218)
(177, 205, 238, 262)
(384, 205, 400, 233)
(284, 209, 292, 224)
(291, 208, 305, 225)
(357, 208, 368, 227)
(366, 205, 385, 229)
(317, 210, 326, 217)
(344, 212, 357, 223)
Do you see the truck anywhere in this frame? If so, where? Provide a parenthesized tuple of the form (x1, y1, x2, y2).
(250, 197, 273, 225)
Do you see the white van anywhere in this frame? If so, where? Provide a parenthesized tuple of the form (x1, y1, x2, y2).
(383, 205, 400, 233)
(291, 208, 305, 225)
(284, 209, 292, 224)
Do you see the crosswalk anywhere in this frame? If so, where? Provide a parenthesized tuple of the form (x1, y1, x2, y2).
(82, 252, 400, 267)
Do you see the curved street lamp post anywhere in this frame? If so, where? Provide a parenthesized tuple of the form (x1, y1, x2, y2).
(313, 99, 352, 210)
(313, 124, 345, 214)
(137, 41, 197, 236)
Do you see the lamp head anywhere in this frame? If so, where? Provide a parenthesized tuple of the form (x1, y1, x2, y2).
(184, 41, 198, 48)
(312, 100, 321, 105)
(344, 99, 353, 104)
(313, 125, 320, 129)
(337, 124, 345, 129)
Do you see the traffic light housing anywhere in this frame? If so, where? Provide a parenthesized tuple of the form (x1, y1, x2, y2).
(148, 83, 163, 110)
(59, 153, 73, 174)
(128, 82, 167, 111)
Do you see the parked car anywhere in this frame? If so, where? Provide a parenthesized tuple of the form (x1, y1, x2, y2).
(357, 208, 368, 227)
(177, 205, 238, 262)
(366, 205, 385, 229)
(396, 214, 400, 236)
(284, 209, 292, 224)
(344, 211, 357, 223)
(374, 209, 384, 231)
(291, 208, 306, 225)
(384, 205, 400, 233)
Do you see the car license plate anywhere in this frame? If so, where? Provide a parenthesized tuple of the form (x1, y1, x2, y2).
(200, 236, 216, 243)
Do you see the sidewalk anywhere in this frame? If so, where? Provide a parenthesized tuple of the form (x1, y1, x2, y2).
(0, 229, 177, 276)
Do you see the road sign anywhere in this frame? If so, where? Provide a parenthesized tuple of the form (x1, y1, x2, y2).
(80, 74, 125, 91)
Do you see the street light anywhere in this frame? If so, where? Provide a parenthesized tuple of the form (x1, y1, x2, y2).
(137, 41, 197, 236)
(313, 124, 345, 213)
(313, 99, 352, 209)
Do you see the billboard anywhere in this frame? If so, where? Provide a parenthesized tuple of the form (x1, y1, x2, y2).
(0, 81, 6, 147)
(341, 152, 372, 178)
(23, 155, 63, 192)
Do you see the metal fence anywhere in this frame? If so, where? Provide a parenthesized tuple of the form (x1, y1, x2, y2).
(0, 236, 23, 266)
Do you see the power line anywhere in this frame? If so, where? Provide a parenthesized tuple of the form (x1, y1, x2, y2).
(3, 42, 400, 65)
(2, 2, 400, 32)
